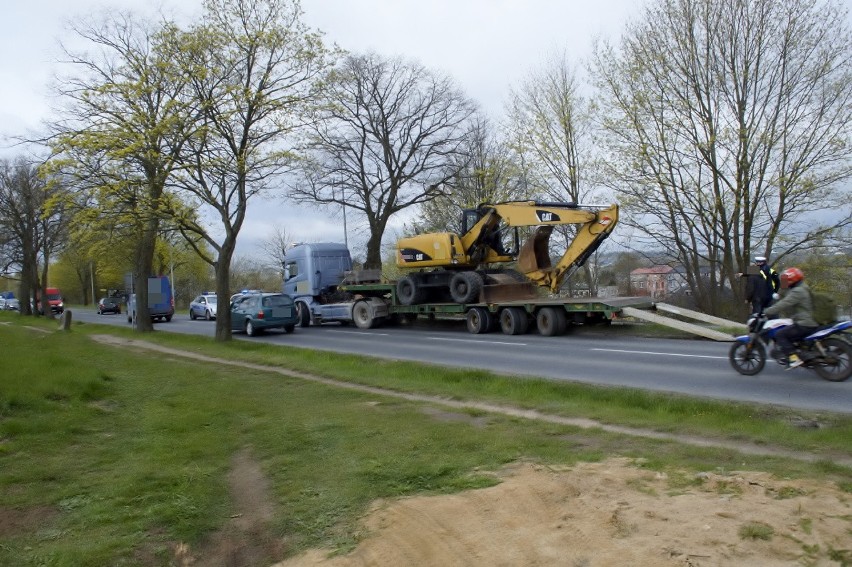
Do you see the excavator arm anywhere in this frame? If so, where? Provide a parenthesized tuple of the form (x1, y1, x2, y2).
(461, 201, 618, 292)
(514, 203, 618, 293)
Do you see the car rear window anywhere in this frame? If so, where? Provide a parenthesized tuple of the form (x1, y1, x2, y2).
(262, 295, 292, 308)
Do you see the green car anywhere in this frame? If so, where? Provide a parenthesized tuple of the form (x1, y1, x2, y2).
(230, 292, 298, 336)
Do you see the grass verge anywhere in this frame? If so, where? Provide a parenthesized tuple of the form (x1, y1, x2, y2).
(0, 313, 851, 565)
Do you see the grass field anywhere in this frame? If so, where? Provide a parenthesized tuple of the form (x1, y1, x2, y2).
(1, 313, 851, 566)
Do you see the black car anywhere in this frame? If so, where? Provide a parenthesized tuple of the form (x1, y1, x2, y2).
(97, 296, 122, 315)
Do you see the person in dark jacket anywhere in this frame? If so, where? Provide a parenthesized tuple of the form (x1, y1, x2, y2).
(745, 256, 780, 313)
(764, 267, 818, 369)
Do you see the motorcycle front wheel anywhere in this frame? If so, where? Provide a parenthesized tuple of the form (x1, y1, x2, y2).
(729, 341, 766, 376)
(812, 338, 852, 382)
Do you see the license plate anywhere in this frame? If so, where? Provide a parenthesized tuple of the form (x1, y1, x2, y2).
(272, 308, 291, 318)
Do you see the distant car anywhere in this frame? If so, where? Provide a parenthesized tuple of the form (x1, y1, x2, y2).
(97, 297, 122, 315)
(34, 287, 64, 314)
(189, 293, 218, 320)
(0, 297, 19, 311)
(229, 289, 262, 305)
(230, 292, 298, 336)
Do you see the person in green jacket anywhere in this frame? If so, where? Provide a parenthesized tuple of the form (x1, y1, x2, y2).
(764, 267, 818, 369)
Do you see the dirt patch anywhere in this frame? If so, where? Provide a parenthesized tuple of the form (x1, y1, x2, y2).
(276, 459, 852, 567)
(0, 505, 59, 538)
(181, 448, 285, 567)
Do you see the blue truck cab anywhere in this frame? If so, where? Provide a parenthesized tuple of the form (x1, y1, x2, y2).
(283, 243, 354, 326)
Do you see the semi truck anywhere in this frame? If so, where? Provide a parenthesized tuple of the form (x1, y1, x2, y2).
(283, 241, 650, 336)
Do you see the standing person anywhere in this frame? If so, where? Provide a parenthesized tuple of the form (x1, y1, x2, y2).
(745, 256, 780, 313)
(764, 267, 818, 369)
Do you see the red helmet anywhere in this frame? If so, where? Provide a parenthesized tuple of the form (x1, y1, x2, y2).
(781, 267, 804, 285)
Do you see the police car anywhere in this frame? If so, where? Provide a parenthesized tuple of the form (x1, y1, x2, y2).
(189, 292, 218, 320)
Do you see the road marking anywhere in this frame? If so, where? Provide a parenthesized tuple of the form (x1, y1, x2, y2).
(327, 330, 391, 336)
(429, 337, 525, 346)
(592, 348, 727, 360)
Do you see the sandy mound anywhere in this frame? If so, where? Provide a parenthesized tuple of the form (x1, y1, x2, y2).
(275, 458, 852, 567)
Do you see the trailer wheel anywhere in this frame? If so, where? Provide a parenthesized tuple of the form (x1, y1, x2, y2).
(296, 301, 311, 327)
(536, 307, 567, 336)
(397, 276, 425, 305)
(499, 307, 529, 335)
(352, 300, 376, 329)
(450, 271, 483, 304)
(466, 306, 492, 334)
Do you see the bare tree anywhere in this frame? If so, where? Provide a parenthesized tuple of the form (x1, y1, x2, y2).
(260, 225, 293, 275)
(412, 114, 527, 235)
(592, 0, 852, 315)
(49, 12, 196, 331)
(168, 0, 334, 341)
(291, 52, 476, 268)
(506, 52, 606, 294)
(0, 158, 68, 316)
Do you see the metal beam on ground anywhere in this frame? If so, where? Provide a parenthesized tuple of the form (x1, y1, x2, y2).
(654, 303, 747, 330)
(621, 307, 735, 342)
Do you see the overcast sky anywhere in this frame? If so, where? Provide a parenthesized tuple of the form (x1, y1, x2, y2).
(0, 0, 640, 260)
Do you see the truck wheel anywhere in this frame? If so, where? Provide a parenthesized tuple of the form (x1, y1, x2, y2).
(466, 307, 492, 334)
(536, 307, 567, 336)
(397, 276, 425, 305)
(450, 271, 483, 304)
(499, 307, 529, 335)
(296, 302, 311, 327)
(352, 300, 376, 329)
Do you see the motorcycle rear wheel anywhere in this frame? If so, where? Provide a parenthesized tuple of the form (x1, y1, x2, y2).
(729, 341, 766, 376)
(812, 338, 852, 382)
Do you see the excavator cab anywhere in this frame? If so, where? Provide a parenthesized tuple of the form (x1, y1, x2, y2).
(461, 206, 518, 260)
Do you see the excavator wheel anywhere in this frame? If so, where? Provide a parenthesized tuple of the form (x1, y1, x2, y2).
(450, 271, 483, 304)
(466, 306, 493, 334)
(536, 307, 567, 336)
(397, 275, 426, 305)
(499, 306, 530, 335)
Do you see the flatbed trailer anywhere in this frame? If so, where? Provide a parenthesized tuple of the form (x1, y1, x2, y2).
(327, 281, 654, 336)
(284, 243, 734, 340)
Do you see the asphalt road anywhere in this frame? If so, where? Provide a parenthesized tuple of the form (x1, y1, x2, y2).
(70, 307, 852, 414)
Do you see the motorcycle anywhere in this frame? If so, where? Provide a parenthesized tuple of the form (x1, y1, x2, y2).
(729, 315, 852, 381)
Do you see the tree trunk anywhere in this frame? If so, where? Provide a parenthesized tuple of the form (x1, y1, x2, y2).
(364, 232, 383, 270)
(133, 217, 159, 333)
(214, 239, 237, 342)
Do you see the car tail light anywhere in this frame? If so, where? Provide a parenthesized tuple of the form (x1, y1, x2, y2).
(256, 311, 264, 319)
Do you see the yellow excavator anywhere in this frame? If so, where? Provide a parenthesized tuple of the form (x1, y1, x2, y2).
(395, 200, 618, 304)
